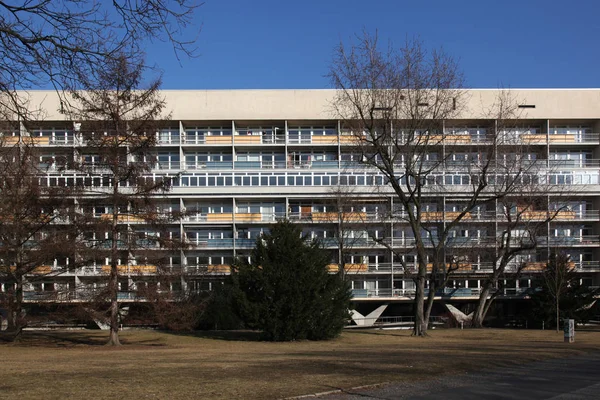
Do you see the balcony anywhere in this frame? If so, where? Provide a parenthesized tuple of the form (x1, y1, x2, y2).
(520, 134, 548, 144)
(188, 238, 234, 249)
(207, 264, 231, 274)
(100, 265, 157, 274)
(327, 263, 369, 273)
(421, 211, 471, 222)
(549, 132, 599, 144)
(311, 212, 367, 223)
(187, 135, 232, 145)
(99, 214, 147, 223)
(544, 236, 599, 246)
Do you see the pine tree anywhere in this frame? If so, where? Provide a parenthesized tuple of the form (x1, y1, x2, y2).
(233, 221, 351, 341)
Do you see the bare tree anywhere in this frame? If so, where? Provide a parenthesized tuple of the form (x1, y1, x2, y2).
(326, 185, 374, 278)
(470, 195, 561, 327)
(66, 54, 180, 346)
(542, 253, 574, 333)
(0, 0, 201, 119)
(328, 32, 548, 336)
(0, 134, 81, 339)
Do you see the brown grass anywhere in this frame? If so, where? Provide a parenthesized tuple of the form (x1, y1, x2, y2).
(1, 328, 599, 400)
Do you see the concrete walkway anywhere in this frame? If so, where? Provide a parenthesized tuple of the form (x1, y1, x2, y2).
(315, 352, 600, 399)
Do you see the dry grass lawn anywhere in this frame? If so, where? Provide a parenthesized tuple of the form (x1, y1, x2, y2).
(1, 328, 599, 399)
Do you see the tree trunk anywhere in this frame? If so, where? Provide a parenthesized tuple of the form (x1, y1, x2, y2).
(423, 279, 436, 331)
(5, 277, 24, 341)
(106, 264, 121, 346)
(107, 184, 121, 346)
(413, 269, 427, 336)
(555, 297, 560, 333)
(6, 292, 16, 332)
(472, 284, 494, 328)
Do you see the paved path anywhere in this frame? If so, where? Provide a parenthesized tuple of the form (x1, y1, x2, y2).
(314, 352, 600, 399)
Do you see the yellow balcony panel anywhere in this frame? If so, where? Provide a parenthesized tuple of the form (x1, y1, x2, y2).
(235, 135, 262, 144)
(555, 210, 576, 219)
(100, 214, 146, 223)
(2, 265, 52, 275)
(312, 212, 366, 222)
(0, 266, 15, 273)
(31, 265, 52, 274)
(326, 263, 369, 273)
(205, 136, 233, 144)
(312, 136, 338, 144)
(521, 134, 547, 144)
(520, 210, 548, 220)
(129, 265, 157, 274)
(445, 211, 471, 220)
(207, 264, 231, 273)
(235, 213, 262, 222)
(523, 262, 546, 271)
(100, 135, 128, 144)
(29, 136, 50, 145)
(312, 212, 337, 222)
(343, 212, 367, 222)
(101, 265, 157, 274)
(549, 134, 575, 143)
(444, 135, 471, 144)
(207, 213, 233, 222)
(420, 134, 470, 144)
(421, 211, 472, 221)
(422, 211, 442, 221)
(344, 263, 369, 273)
(1, 136, 19, 145)
(327, 264, 339, 273)
(426, 263, 472, 272)
(339, 135, 363, 144)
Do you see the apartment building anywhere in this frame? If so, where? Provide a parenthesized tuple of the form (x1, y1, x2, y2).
(1, 89, 599, 316)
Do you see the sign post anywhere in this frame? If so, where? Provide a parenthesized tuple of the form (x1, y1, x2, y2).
(563, 319, 575, 343)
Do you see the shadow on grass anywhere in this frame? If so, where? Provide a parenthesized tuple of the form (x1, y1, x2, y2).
(169, 329, 263, 342)
(2, 331, 104, 347)
(1, 330, 168, 348)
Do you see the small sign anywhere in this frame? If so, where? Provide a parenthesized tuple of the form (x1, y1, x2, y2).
(564, 319, 575, 343)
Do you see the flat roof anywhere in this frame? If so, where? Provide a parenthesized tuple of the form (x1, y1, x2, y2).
(13, 89, 600, 121)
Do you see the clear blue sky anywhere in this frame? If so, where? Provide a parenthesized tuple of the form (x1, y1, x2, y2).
(147, 0, 600, 89)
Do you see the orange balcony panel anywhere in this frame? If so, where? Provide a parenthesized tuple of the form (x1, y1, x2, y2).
(207, 264, 231, 273)
(343, 212, 367, 222)
(312, 212, 336, 222)
(312, 212, 366, 222)
(426, 263, 472, 272)
(101, 265, 157, 274)
(2, 136, 19, 145)
(421, 212, 448, 221)
(30, 136, 50, 145)
(549, 134, 575, 143)
(32, 265, 52, 274)
(235, 213, 262, 222)
(339, 135, 363, 144)
(444, 135, 471, 144)
(235, 135, 262, 143)
(520, 211, 548, 220)
(207, 213, 233, 222)
(326, 263, 368, 273)
(344, 263, 368, 273)
(327, 264, 339, 273)
(555, 210, 576, 220)
(100, 214, 146, 223)
(312, 136, 338, 144)
(205, 136, 233, 144)
(521, 134, 547, 144)
(523, 262, 546, 271)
